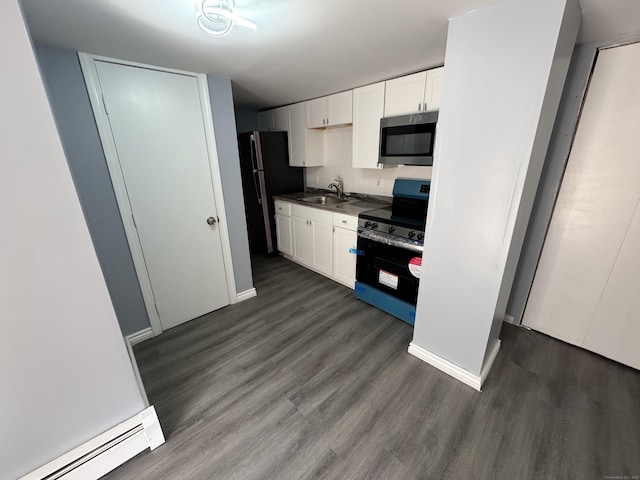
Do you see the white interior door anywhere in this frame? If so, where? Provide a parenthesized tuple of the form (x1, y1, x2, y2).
(95, 61, 230, 331)
(523, 42, 640, 370)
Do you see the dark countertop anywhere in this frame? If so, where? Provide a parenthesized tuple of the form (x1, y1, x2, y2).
(273, 191, 391, 216)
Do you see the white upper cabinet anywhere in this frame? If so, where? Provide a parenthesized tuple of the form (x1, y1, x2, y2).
(258, 105, 293, 132)
(384, 67, 444, 117)
(290, 102, 324, 167)
(425, 67, 444, 112)
(257, 110, 273, 131)
(305, 91, 353, 128)
(384, 71, 427, 117)
(305, 97, 327, 128)
(258, 102, 323, 167)
(327, 91, 353, 125)
(288, 102, 310, 167)
(352, 81, 386, 169)
(273, 105, 294, 166)
(272, 106, 290, 131)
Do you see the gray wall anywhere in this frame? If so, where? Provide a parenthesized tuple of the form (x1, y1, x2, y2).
(36, 46, 150, 337)
(207, 76, 254, 294)
(1, 2, 146, 477)
(234, 107, 259, 133)
(411, 0, 580, 376)
(505, 31, 640, 324)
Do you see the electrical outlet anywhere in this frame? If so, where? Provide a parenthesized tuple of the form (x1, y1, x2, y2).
(315, 174, 320, 185)
(375, 177, 382, 188)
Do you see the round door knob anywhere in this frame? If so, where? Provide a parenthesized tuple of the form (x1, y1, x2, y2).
(207, 217, 217, 225)
(388, 226, 396, 234)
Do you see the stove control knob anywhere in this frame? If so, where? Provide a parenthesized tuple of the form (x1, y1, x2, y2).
(364, 221, 371, 228)
(371, 222, 378, 230)
(388, 226, 396, 234)
(417, 233, 424, 241)
(408, 231, 416, 239)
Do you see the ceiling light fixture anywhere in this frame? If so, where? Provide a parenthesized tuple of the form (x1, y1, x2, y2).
(196, 0, 257, 38)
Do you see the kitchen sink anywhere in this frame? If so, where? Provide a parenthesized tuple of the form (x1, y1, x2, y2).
(301, 195, 350, 206)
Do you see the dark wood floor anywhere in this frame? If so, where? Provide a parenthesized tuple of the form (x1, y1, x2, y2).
(105, 254, 640, 480)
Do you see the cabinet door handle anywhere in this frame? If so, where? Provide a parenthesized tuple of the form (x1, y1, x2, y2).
(342, 220, 347, 224)
(423, 102, 428, 111)
(418, 102, 421, 111)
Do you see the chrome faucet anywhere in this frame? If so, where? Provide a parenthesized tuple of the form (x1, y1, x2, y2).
(328, 178, 344, 199)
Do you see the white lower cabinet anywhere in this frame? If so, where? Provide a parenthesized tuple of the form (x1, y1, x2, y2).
(332, 212, 358, 288)
(311, 220, 333, 276)
(292, 215, 313, 265)
(275, 214, 292, 256)
(291, 204, 333, 275)
(275, 200, 293, 256)
(275, 201, 357, 289)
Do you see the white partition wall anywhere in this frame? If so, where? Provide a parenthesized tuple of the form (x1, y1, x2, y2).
(0, 2, 152, 478)
(410, 0, 581, 389)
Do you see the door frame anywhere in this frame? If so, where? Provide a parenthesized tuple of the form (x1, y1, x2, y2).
(79, 53, 237, 336)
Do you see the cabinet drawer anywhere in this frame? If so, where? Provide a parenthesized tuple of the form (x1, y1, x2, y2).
(274, 200, 292, 217)
(333, 212, 358, 231)
(291, 203, 333, 224)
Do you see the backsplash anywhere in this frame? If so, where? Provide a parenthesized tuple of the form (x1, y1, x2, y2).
(304, 126, 432, 197)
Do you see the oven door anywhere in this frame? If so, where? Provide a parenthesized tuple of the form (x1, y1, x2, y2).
(356, 230, 423, 305)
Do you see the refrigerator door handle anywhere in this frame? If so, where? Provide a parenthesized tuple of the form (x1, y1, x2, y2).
(250, 134, 263, 205)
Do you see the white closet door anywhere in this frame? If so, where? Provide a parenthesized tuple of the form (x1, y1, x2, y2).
(523, 42, 640, 369)
(95, 61, 230, 331)
(583, 202, 640, 369)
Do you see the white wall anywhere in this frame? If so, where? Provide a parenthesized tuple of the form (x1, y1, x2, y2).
(305, 126, 432, 197)
(0, 2, 146, 478)
(411, 0, 581, 377)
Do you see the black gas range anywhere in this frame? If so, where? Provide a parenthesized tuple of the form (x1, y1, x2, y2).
(355, 178, 430, 325)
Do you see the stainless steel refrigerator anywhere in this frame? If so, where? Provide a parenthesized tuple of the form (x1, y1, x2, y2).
(238, 131, 304, 254)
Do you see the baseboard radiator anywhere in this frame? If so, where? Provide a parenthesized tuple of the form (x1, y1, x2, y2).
(20, 406, 164, 480)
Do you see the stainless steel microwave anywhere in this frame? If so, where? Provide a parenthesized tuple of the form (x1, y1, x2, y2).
(379, 111, 438, 166)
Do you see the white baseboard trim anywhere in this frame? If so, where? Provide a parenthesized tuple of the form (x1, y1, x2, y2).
(126, 327, 154, 346)
(234, 287, 257, 303)
(408, 340, 501, 391)
(124, 333, 150, 407)
(20, 406, 165, 480)
(480, 339, 501, 387)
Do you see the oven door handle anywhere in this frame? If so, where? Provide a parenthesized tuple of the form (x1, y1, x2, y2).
(357, 229, 424, 253)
